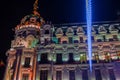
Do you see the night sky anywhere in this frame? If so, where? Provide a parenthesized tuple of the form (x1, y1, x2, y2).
(0, 0, 120, 79)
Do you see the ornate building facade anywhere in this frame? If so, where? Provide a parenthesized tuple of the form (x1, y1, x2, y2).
(4, 0, 120, 80)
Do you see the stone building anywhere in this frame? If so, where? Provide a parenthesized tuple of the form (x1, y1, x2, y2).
(4, 0, 120, 80)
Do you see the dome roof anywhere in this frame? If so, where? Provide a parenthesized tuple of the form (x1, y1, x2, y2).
(15, 0, 45, 31)
(15, 12, 45, 31)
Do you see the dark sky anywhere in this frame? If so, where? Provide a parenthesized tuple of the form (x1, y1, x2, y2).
(0, 0, 120, 79)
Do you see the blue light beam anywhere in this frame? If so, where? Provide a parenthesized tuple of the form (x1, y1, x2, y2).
(86, 0, 92, 72)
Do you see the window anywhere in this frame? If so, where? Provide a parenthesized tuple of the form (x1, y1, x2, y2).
(45, 38, 49, 45)
(82, 70, 88, 80)
(56, 54, 62, 64)
(95, 69, 102, 80)
(97, 39, 102, 42)
(30, 18, 36, 23)
(23, 31, 26, 37)
(62, 41, 67, 44)
(36, 31, 40, 35)
(40, 70, 48, 80)
(113, 35, 118, 41)
(68, 53, 74, 63)
(56, 71, 62, 80)
(109, 38, 114, 41)
(74, 40, 78, 43)
(80, 37, 83, 43)
(92, 36, 95, 42)
(108, 69, 116, 80)
(69, 70, 75, 80)
(24, 57, 30, 67)
(69, 37, 73, 43)
(22, 74, 29, 80)
(58, 38, 61, 44)
(103, 35, 106, 41)
(41, 53, 48, 63)
(45, 30, 49, 34)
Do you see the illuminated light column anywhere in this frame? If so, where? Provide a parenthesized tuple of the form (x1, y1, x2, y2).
(86, 0, 92, 72)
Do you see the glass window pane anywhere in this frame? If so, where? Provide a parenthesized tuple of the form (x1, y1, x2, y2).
(108, 69, 116, 80)
(69, 70, 75, 80)
(24, 57, 30, 67)
(82, 70, 88, 80)
(40, 70, 48, 80)
(56, 71, 62, 80)
(95, 69, 102, 80)
(69, 37, 73, 43)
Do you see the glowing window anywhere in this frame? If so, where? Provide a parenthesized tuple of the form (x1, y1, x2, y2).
(68, 53, 74, 63)
(74, 40, 79, 43)
(62, 41, 67, 44)
(40, 53, 48, 63)
(58, 38, 61, 44)
(56, 54, 62, 64)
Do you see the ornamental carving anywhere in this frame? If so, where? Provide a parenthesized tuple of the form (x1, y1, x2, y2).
(109, 25, 118, 33)
(11, 35, 38, 48)
(98, 25, 106, 32)
(77, 27, 84, 33)
(56, 28, 63, 34)
(66, 27, 73, 33)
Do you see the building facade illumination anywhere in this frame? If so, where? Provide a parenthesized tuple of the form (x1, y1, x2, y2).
(3, 0, 120, 80)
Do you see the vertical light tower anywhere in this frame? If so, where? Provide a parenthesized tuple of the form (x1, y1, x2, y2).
(86, 0, 92, 72)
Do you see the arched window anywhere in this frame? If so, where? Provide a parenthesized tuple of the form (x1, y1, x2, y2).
(40, 53, 48, 63)
(56, 53, 62, 64)
(45, 30, 49, 34)
(68, 53, 74, 63)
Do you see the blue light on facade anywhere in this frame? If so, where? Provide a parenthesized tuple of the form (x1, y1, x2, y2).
(86, 0, 92, 72)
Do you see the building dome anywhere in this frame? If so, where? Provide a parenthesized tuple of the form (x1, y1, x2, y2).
(15, 12, 45, 31)
(15, 0, 45, 31)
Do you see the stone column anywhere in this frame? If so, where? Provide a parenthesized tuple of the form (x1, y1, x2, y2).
(62, 67, 69, 80)
(101, 64, 109, 80)
(48, 68, 52, 80)
(113, 62, 120, 80)
(75, 67, 82, 80)
(36, 68, 40, 80)
(53, 70, 56, 80)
